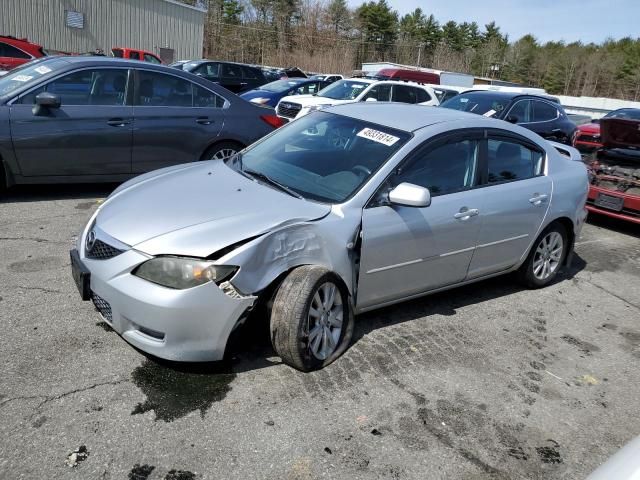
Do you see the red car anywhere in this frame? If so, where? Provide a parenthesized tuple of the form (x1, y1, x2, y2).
(0, 35, 46, 72)
(573, 108, 640, 152)
(584, 115, 640, 224)
(111, 47, 162, 64)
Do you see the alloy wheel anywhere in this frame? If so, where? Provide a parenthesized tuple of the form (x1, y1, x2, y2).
(306, 282, 343, 360)
(532, 231, 564, 281)
(210, 148, 238, 161)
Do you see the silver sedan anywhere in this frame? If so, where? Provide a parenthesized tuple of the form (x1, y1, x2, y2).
(71, 103, 589, 370)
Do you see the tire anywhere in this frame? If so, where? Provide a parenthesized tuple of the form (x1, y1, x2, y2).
(517, 222, 568, 289)
(202, 141, 243, 161)
(270, 266, 354, 371)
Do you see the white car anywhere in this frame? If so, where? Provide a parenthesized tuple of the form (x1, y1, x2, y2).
(276, 78, 439, 121)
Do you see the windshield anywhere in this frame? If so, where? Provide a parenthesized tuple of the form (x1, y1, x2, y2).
(260, 79, 304, 93)
(318, 80, 369, 100)
(0, 58, 67, 97)
(226, 111, 410, 203)
(440, 92, 510, 117)
(605, 109, 640, 120)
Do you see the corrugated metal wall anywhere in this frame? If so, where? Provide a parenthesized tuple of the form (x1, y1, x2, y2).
(1, 0, 204, 61)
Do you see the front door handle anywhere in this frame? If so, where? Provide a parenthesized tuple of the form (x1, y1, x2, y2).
(454, 207, 479, 220)
(529, 193, 548, 206)
(107, 118, 130, 127)
(196, 117, 213, 125)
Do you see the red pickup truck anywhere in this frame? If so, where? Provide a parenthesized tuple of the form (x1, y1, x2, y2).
(0, 35, 47, 72)
(111, 47, 162, 64)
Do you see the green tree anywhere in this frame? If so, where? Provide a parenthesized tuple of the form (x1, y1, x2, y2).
(325, 0, 351, 34)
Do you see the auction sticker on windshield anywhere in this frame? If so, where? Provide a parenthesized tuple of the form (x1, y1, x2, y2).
(357, 128, 400, 146)
(12, 75, 32, 82)
(34, 66, 52, 75)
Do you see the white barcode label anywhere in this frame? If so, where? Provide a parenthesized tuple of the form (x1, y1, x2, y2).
(357, 128, 400, 146)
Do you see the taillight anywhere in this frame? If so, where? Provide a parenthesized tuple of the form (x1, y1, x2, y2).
(260, 114, 285, 129)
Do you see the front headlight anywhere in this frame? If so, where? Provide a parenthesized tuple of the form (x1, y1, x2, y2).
(250, 97, 270, 104)
(133, 256, 237, 289)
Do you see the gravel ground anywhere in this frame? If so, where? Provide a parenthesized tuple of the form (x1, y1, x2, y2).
(0, 184, 638, 480)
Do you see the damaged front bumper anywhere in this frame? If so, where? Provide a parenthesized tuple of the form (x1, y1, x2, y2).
(73, 244, 257, 362)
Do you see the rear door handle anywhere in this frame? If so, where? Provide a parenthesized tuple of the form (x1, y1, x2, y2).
(196, 117, 213, 125)
(107, 118, 130, 127)
(454, 208, 479, 220)
(529, 193, 548, 206)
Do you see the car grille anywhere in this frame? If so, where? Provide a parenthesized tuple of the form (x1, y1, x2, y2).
(277, 102, 302, 119)
(577, 134, 600, 143)
(86, 239, 124, 260)
(91, 293, 113, 322)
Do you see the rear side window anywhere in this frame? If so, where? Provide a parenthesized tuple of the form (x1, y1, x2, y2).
(0, 41, 32, 59)
(194, 85, 225, 108)
(414, 88, 431, 103)
(392, 139, 479, 196)
(392, 85, 422, 104)
(16, 69, 128, 106)
(129, 51, 141, 60)
(242, 67, 258, 79)
(144, 53, 161, 64)
(193, 63, 219, 78)
(532, 101, 558, 122)
(136, 70, 192, 107)
(112, 48, 123, 58)
(221, 63, 241, 78)
(487, 138, 543, 183)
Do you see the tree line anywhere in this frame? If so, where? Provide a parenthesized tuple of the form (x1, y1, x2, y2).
(179, 0, 640, 100)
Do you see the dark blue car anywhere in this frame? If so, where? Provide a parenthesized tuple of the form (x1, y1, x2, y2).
(240, 78, 330, 107)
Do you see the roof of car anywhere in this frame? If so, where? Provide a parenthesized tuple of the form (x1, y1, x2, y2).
(459, 90, 558, 102)
(327, 102, 482, 132)
(184, 59, 261, 69)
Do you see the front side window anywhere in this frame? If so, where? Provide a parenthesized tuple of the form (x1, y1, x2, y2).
(318, 80, 369, 100)
(441, 92, 510, 117)
(506, 100, 531, 122)
(487, 138, 543, 183)
(414, 88, 431, 103)
(242, 67, 258, 79)
(136, 70, 192, 107)
(129, 51, 141, 60)
(16, 68, 128, 106)
(389, 139, 479, 196)
(227, 111, 410, 203)
(362, 84, 391, 102)
(391, 85, 419, 104)
(295, 82, 320, 95)
(0, 41, 32, 59)
(532, 101, 558, 122)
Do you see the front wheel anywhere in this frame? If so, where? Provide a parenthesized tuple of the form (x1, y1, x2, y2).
(517, 223, 568, 288)
(202, 141, 243, 161)
(270, 266, 354, 371)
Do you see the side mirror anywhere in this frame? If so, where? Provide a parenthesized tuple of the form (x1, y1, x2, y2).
(506, 115, 518, 124)
(365, 97, 377, 102)
(388, 182, 431, 207)
(33, 92, 61, 116)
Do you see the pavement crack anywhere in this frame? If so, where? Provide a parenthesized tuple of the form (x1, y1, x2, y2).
(36, 378, 130, 410)
(11, 285, 65, 294)
(577, 275, 640, 311)
(0, 394, 49, 409)
(0, 236, 67, 245)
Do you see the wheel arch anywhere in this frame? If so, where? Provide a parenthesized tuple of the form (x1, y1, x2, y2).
(199, 138, 245, 161)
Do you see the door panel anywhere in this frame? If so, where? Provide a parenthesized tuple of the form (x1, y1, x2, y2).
(10, 68, 132, 176)
(357, 134, 484, 310)
(131, 70, 224, 173)
(467, 137, 551, 278)
(358, 190, 486, 309)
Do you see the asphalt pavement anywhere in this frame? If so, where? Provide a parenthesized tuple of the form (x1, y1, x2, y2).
(0, 184, 639, 480)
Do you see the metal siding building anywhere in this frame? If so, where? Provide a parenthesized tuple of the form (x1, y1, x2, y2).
(1, 0, 205, 62)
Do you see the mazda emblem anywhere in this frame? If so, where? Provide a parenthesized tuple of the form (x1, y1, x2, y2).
(85, 230, 97, 252)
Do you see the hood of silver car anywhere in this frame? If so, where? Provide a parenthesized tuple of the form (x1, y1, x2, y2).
(95, 161, 331, 258)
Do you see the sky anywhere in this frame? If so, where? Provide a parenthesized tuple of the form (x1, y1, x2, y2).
(347, 0, 640, 44)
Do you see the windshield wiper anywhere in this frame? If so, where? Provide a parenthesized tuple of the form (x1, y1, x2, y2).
(243, 169, 304, 199)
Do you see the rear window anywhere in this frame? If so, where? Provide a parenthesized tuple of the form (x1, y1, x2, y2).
(0, 41, 32, 59)
(441, 92, 511, 117)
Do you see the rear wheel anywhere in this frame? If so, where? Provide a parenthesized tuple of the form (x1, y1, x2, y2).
(202, 141, 243, 161)
(270, 266, 354, 371)
(517, 223, 568, 288)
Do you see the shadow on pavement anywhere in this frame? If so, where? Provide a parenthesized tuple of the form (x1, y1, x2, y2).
(586, 213, 640, 239)
(0, 183, 119, 203)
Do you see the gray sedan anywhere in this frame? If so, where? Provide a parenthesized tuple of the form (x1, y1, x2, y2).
(71, 103, 589, 370)
(0, 57, 281, 189)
